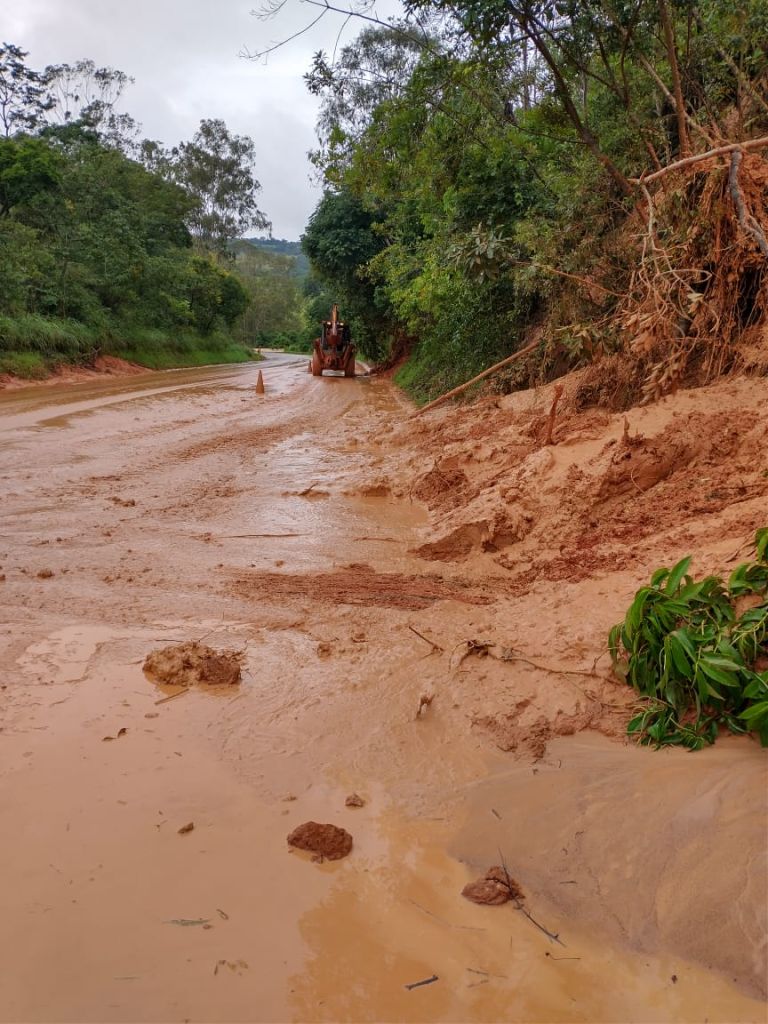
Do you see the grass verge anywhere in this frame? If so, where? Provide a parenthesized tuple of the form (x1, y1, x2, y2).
(0, 314, 255, 379)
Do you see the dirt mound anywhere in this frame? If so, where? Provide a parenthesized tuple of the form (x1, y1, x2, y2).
(232, 565, 492, 610)
(472, 705, 605, 760)
(143, 641, 241, 688)
(411, 461, 470, 511)
(385, 378, 768, 585)
(287, 822, 353, 861)
(462, 866, 523, 906)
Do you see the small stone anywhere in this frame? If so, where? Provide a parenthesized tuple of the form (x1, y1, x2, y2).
(178, 822, 195, 835)
(345, 793, 365, 808)
(462, 866, 523, 906)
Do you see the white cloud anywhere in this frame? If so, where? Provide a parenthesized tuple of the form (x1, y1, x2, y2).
(5, 0, 403, 237)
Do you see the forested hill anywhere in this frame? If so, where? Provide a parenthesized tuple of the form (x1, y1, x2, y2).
(242, 238, 310, 279)
(299, 1, 768, 405)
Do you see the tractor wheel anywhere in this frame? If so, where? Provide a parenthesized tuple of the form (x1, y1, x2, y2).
(343, 352, 356, 378)
(311, 351, 323, 377)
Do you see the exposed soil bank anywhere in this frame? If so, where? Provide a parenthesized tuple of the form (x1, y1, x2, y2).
(0, 353, 765, 1022)
(0, 354, 149, 390)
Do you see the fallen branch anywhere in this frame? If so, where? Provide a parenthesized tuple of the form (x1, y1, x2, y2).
(499, 851, 565, 946)
(729, 149, 768, 257)
(410, 338, 542, 419)
(630, 135, 768, 185)
(407, 624, 444, 653)
(221, 533, 306, 539)
(154, 688, 189, 705)
(404, 975, 438, 991)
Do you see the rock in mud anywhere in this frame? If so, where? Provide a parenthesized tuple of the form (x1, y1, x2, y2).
(462, 866, 523, 906)
(287, 821, 353, 861)
(143, 641, 241, 688)
(345, 793, 365, 808)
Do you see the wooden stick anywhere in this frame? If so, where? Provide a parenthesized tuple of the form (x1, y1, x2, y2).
(544, 384, 564, 446)
(407, 624, 444, 652)
(630, 135, 768, 185)
(155, 688, 189, 705)
(410, 338, 541, 419)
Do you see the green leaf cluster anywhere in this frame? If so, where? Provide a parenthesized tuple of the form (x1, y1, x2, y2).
(609, 530, 768, 750)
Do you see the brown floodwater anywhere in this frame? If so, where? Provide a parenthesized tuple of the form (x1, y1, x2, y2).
(0, 355, 765, 1022)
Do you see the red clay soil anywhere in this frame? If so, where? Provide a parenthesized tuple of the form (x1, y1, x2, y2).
(287, 822, 353, 861)
(143, 640, 242, 687)
(462, 866, 524, 906)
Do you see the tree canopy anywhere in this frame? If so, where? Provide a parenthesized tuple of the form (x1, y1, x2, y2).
(0, 44, 272, 376)
(297, 0, 768, 400)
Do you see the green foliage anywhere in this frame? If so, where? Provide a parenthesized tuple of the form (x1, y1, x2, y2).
(0, 43, 54, 137)
(302, 1, 768, 395)
(230, 245, 304, 347)
(301, 188, 392, 360)
(0, 135, 63, 215)
(0, 45, 267, 375)
(609, 531, 768, 750)
(109, 328, 253, 370)
(146, 119, 270, 253)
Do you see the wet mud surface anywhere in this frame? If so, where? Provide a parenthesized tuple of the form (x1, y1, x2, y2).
(1, 354, 766, 1022)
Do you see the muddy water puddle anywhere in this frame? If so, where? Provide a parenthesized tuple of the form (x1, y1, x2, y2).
(0, 355, 304, 434)
(2, 625, 763, 1022)
(1, 360, 765, 1022)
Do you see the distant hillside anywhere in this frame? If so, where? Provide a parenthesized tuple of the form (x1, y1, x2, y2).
(243, 237, 310, 279)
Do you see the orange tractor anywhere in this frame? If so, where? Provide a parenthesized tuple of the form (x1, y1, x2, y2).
(310, 305, 356, 377)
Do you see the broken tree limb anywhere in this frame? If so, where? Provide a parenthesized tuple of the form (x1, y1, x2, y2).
(630, 135, 768, 185)
(410, 338, 542, 419)
(729, 149, 768, 257)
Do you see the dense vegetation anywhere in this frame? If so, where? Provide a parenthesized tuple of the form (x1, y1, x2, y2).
(298, 0, 768, 402)
(0, 45, 268, 377)
(610, 530, 768, 749)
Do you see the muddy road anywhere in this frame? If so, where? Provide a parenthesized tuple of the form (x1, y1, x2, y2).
(0, 355, 765, 1023)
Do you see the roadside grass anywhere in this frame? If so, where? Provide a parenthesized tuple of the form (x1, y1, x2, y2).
(110, 329, 254, 370)
(0, 314, 255, 378)
(0, 350, 49, 378)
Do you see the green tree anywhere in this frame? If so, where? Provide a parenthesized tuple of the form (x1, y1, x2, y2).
(0, 43, 54, 138)
(0, 135, 63, 216)
(301, 188, 393, 359)
(160, 119, 271, 252)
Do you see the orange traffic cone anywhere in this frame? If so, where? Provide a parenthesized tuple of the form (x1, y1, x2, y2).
(255, 370, 265, 394)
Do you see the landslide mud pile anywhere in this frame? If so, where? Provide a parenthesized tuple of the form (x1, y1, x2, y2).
(383, 374, 768, 589)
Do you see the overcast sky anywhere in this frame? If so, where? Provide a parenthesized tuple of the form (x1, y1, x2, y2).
(5, 0, 402, 239)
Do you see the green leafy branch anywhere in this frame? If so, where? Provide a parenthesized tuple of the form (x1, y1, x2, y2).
(609, 529, 768, 750)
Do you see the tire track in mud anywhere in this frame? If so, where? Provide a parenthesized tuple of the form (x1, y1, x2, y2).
(232, 564, 494, 611)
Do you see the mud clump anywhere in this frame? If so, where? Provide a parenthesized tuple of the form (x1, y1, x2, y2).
(462, 866, 524, 906)
(411, 462, 470, 511)
(345, 793, 365, 808)
(287, 821, 353, 861)
(143, 641, 241, 688)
